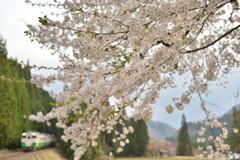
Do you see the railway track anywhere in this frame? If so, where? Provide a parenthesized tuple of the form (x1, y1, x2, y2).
(0, 151, 26, 160)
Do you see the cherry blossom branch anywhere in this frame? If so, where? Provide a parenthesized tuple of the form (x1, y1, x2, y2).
(180, 11, 214, 52)
(185, 24, 240, 53)
(103, 32, 130, 47)
(24, 30, 75, 68)
(0, 75, 31, 83)
(187, 65, 217, 139)
(40, 19, 129, 36)
(26, 0, 112, 8)
(179, 1, 236, 53)
(127, 0, 150, 12)
(133, 78, 150, 102)
(113, 20, 129, 29)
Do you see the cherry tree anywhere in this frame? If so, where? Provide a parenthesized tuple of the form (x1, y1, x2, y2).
(26, 0, 240, 159)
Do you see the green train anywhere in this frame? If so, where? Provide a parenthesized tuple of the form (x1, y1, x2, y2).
(21, 131, 56, 151)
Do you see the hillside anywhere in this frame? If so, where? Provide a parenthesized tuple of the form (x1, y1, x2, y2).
(223, 104, 240, 116)
(146, 120, 177, 140)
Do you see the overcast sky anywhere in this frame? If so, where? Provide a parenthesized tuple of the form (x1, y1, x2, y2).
(1, 1, 240, 129)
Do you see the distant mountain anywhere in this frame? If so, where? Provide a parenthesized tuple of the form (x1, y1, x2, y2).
(147, 120, 177, 140)
(223, 104, 240, 116)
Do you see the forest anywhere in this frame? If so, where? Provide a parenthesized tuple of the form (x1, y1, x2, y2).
(0, 37, 55, 148)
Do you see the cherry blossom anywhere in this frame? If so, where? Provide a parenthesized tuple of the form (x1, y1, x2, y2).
(25, 0, 240, 159)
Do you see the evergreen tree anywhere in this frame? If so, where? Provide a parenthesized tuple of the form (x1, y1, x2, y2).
(135, 119, 149, 156)
(177, 114, 193, 156)
(123, 117, 138, 156)
(227, 107, 240, 154)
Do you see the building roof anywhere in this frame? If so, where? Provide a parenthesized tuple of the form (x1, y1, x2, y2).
(159, 149, 169, 153)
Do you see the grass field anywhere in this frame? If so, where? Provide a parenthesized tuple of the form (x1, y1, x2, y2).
(114, 157, 207, 160)
(27, 149, 67, 160)
(24, 149, 208, 160)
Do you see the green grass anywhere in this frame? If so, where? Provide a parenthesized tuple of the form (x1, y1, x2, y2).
(45, 153, 56, 160)
(38, 154, 46, 160)
(27, 149, 67, 160)
(114, 158, 157, 160)
(114, 157, 207, 160)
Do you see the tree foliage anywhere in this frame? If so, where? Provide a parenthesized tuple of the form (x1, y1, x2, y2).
(177, 114, 193, 156)
(0, 36, 55, 149)
(24, 0, 240, 159)
(227, 107, 240, 154)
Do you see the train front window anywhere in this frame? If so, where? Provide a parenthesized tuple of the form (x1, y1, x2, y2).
(32, 135, 37, 139)
(22, 135, 26, 138)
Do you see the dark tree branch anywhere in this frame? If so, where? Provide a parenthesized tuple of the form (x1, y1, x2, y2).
(180, 11, 214, 52)
(187, 64, 217, 139)
(133, 77, 150, 102)
(184, 24, 240, 53)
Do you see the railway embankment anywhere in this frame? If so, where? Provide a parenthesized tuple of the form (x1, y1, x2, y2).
(0, 148, 66, 160)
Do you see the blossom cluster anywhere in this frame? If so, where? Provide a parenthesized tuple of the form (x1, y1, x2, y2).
(112, 122, 133, 153)
(26, 0, 240, 159)
(196, 113, 233, 159)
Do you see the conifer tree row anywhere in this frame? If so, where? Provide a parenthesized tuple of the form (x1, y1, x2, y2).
(0, 36, 55, 149)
